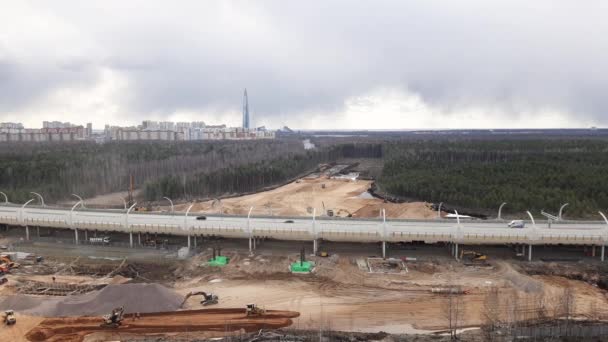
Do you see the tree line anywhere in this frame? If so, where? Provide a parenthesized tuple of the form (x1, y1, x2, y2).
(377, 139, 608, 218)
(0, 140, 382, 204)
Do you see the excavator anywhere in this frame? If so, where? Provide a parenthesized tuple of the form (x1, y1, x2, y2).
(459, 250, 487, 262)
(0, 255, 20, 271)
(182, 291, 219, 307)
(100, 307, 124, 328)
(246, 303, 265, 316)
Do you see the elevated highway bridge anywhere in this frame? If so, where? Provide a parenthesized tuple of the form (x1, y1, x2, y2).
(1, 203, 607, 261)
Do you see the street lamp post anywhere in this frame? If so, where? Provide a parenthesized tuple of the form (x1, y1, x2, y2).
(312, 208, 317, 254)
(382, 208, 387, 259)
(117, 197, 127, 211)
(184, 204, 194, 248)
(437, 202, 443, 219)
(525, 211, 536, 261)
(70, 200, 83, 244)
(71, 194, 85, 208)
(21, 199, 35, 240)
(163, 197, 174, 213)
(0, 192, 8, 204)
(600, 211, 608, 261)
(558, 203, 569, 221)
(247, 206, 254, 253)
(126, 202, 137, 247)
(498, 202, 507, 220)
(30, 192, 45, 207)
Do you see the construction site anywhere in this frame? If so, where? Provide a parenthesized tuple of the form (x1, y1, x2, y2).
(0, 163, 608, 341)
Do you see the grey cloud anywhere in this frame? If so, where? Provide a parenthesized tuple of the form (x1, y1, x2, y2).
(1, 0, 608, 126)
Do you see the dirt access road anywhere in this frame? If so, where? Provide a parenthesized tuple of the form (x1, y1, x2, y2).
(26, 308, 299, 342)
(173, 178, 436, 219)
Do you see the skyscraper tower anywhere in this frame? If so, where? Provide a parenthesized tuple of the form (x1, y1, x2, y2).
(242, 89, 250, 129)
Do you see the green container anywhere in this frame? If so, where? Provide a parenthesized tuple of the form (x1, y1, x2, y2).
(208, 256, 229, 266)
(290, 261, 313, 273)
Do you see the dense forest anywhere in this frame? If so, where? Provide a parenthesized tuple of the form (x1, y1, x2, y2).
(0, 140, 381, 204)
(378, 140, 608, 218)
(2, 137, 607, 218)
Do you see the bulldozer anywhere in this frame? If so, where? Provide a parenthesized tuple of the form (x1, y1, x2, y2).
(3, 310, 16, 325)
(100, 306, 124, 328)
(460, 250, 487, 262)
(182, 291, 219, 307)
(246, 303, 265, 316)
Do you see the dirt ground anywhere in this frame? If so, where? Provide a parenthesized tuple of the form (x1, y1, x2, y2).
(173, 251, 608, 334)
(26, 308, 299, 342)
(172, 178, 437, 219)
(2, 241, 608, 340)
(0, 313, 43, 342)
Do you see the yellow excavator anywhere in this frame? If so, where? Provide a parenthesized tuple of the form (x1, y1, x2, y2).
(460, 250, 487, 262)
(181, 291, 219, 307)
(100, 307, 125, 328)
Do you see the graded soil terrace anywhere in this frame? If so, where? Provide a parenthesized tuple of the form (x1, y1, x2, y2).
(173, 178, 436, 218)
(26, 308, 300, 342)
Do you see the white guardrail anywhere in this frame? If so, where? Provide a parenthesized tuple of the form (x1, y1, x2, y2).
(0, 204, 607, 245)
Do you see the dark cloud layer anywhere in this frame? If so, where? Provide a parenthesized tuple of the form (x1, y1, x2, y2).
(1, 1, 607, 127)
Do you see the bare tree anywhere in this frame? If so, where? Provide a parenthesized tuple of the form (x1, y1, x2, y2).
(483, 286, 501, 330)
(444, 285, 465, 340)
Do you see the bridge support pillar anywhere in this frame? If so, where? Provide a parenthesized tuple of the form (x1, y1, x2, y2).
(313, 239, 318, 255)
(37, 226, 40, 238)
(25, 225, 29, 241)
(84, 229, 88, 242)
(592, 245, 596, 257)
(194, 235, 197, 248)
(253, 236, 257, 250)
(248, 236, 253, 254)
(187, 235, 191, 249)
(129, 232, 133, 248)
(74, 229, 79, 245)
(138, 233, 141, 246)
(602, 246, 605, 262)
(382, 241, 387, 259)
(528, 245, 532, 261)
(454, 243, 459, 260)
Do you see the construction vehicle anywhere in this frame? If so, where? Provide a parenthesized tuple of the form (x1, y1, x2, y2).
(246, 303, 265, 316)
(182, 291, 219, 307)
(0, 255, 20, 269)
(460, 250, 487, 262)
(100, 307, 124, 328)
(3, 310, 15, 325)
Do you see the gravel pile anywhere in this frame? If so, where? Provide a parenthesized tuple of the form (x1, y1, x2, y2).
(0, 283, 183, 317)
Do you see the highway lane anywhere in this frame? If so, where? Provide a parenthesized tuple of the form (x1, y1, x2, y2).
(0, 204, 607, 245)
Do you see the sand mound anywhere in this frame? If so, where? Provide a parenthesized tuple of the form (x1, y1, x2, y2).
(0, 283, 183, 317)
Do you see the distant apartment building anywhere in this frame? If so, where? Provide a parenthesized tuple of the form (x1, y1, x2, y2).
(0, 123, 90, 142)
(1, 119, 274, 143)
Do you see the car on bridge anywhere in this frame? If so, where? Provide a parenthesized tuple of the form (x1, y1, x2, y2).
(508, 220, 525, 228)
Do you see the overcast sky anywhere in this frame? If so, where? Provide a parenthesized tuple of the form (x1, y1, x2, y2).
(1, 1, 607, 129)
